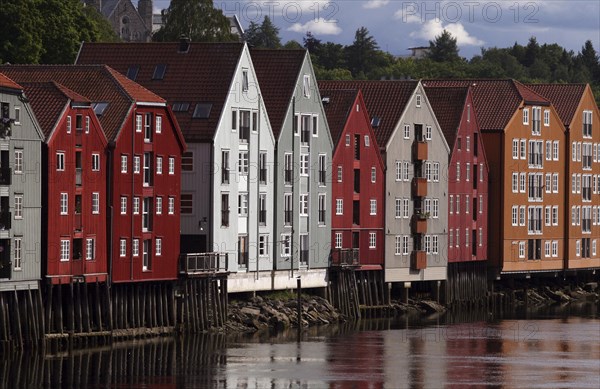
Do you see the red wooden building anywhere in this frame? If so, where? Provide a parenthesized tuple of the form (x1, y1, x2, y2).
(2, 66, 186, 283)
(21, 81, 108, 284)
(321, 89, 385, 268)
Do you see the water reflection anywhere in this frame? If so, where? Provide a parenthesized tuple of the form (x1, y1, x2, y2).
(0, 304, 598, 388)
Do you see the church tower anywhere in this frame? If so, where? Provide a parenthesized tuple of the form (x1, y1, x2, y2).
(138, 0, 153, 32)
(83, 0, 102, 13)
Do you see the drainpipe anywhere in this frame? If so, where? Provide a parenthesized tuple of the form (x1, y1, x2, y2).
(131, 109, 135, 281)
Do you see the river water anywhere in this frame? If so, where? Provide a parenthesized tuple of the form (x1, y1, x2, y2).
(1, 303, 598, 388)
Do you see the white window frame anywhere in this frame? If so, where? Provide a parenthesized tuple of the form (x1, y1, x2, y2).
(335, 232, 342, 249)
(56, 152, 65, 171)
(120, 239, 127, 257)
(86, 238, 95, 260)
(92, 192, 100, 214)
(60, 240, 70, 261)
(523, 108, 529, 125)
(369, 232, 376, 249)
(168, 197, 175, 215)
(121, 155, 128, 173)
(370, 199, 377, 215)
(120, 196, 127, 215)
(60, 193, 68, 215)
(336, 199, 343, 215)
(168, 157, 175, 175)
(156, 197, 163, 215)
(133, 239, 139, 257)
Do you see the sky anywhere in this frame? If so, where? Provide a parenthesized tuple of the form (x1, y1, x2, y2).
(152, 1, 600, 58)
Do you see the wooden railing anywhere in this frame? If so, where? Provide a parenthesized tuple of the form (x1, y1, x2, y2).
(330, 248, 359, 267)
(179, 252, 228, 274)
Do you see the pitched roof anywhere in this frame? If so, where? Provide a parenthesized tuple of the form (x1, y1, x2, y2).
(250, 49, 307, 139)
(424, 86, 468, 149)
(318, 80, 419, 147)
(76, 42, 245, 142)
(0, 65, 164, 142)
(101, 0, 120, 18)
(526, 84, 587, 126)
(422, 79, 549, 132)
(0, 72, 22, 91)
(20, 82, 75, 138)
(319, 89, 359, 147)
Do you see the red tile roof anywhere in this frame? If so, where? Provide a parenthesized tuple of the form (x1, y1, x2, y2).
(0, 72, 23, 91)
(526, 84, 586, 126)
(319, 80, 419, 147)
(422, 79, 549, 132)
(424, 86, 468, 149)
(0, 65, 164, 141)
(76, 42, 245, 142)
(250, 49, 306, 139)
(319, 89, 359, 147)
(20, 82, 75, 138)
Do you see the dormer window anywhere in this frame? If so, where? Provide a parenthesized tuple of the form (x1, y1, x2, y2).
(303, 75, 311, 98)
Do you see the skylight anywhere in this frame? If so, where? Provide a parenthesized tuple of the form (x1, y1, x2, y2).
(172, 102, 190, 112)
(371, 117, 381, 127)
(152, 64, 167, 80)
(126, 66, 139, 81)
(92, 102, 109, 116)
(192, 103, 212, 119)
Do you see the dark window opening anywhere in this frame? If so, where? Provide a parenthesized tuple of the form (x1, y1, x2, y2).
(152, 64, 167, 80)
(192, 103, 212, 119)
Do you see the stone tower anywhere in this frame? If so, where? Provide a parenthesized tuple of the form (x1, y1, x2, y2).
(84, 0, 102, 12)
(137, 0, 153, 32)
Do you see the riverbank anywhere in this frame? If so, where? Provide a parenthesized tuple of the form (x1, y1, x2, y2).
(225, 281, 599, 333)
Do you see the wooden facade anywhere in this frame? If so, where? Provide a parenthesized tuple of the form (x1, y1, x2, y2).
(320, 89, 385, 268)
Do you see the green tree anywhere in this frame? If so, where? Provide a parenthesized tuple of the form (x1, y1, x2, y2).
(283, 40, 303, 49)
(317, 42, 346, 70)
(153, 0, 236, 43)
(0, 0, 118, 64)
(345, 27, 380, 77)
(579, 40, 600, 82)
(427, 30, 461, 63)
(303, 32, 322, 54)
(242, 16, 281, 48)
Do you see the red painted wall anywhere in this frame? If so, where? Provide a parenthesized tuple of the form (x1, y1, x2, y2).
(447, 90, 489, 263)
(111, 106, 183, 283)
(331, 93, 385, 267)
(46, 107, 108, 284)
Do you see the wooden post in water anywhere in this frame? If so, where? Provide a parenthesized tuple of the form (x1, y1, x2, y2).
(296, 277, 302, 329)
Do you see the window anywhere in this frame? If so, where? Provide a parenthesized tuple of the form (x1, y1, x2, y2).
(466, 163, 470, 181)
(527, 206, 543, 234)
(403, 199, 409, 218)
(337, 165, 343, 183)
(242, 69, 249, 92)
(577, 142, 582, 161)
(301, 114, 311, 144)
(10, 194, 22, 220)
(168, 157, 175, 175)
(238, 151, 249, 175)
(552, 241, 558, 257)
(519, 241, 525, 258)
(512, 173, 519, 193)
(532, 107, 541, 135)
(14, 107, 20, 125)
(260, 152, 269, 185)
(60, 193, 68, 215)
(181, 194, 193, 214)
(583, 110, 592, 138)
(450, 195, 454, 214)
(369, 232, 376, 249)
(553, 141, 559, 161)
(520, 139, 526, 159)
(404, 124, 410, 139)
(120, 239, 127, 257)
(425, 126, 432, 140)
(92, 192, 100, 214)
(133, 197, 140, 215)
(402, 236, 409, 255)
(121, 155, 128, 173)
(576, 240, 580, 257)
(238, 193, 248, 216)
(415, 94, 421, 107)
(56, 152, 65, 171)
(155, 116, 162, 134)
(545, 206, 551, 226)
(13, 238, 22, 270)
(143, 153, 152, 186)
(120, 196, 127, 215)
(479, 228, 483, 247)
(543, 109, 550, 126)
(258, 235, 269, 256)
(239, 110, 250, 142)
(432, 199, 439, 218)
(546, 141, 552, 161)
(221, 193, 229, 227)
(520, 173, 526, 193)
(395, 198, 402, 218)
(156, 156, 163, 175)
(523, 108, 529, 125)
(466, 136, 470, 151)
(144, 113, 152, 142)
(253, 111, 259, 133)
(395, 236, 402, 255)
(66, 116, 72, 133)
(512, 206, 518, 226)
(155, 238, 162, 257)
(583, 143, 593, 170)
(371, 167, 376, 183)
(14, 149, 23, 174)
(449, 229, 454, 247)
(433, 163, 440, 182)
(303, 75, 311, 98)
(528, 140, 543, 168)
(512, 139, 519, 159)
(552, 173, 558, 193)
(455, 229, 460, 247)
(281, 234, 291, 257)
(403, 161, 409, 181)
(479, 195, 483, 214)
(465, 196, 470, 214)
(336, 199, 343, 215)
(528, 173, 544, 201)
(425, 161, 432, 182)
(317, 193, 326, 225)
(519, 206, 525, 226)
(90, 154, 100, 171)
(86, 238, 95, 260)
(335, 233, 342, 249)
(370, 199, 377, 215)
(545, 241, 551, 257)
(136, 114, 142, 132)
(300, 153, 309, 176)
(395, 161, 401, 181)
(182, 152, 193, 171)
(432, 235, 438, 254)
(312, 115, 318, 137)
(364, 135, 370, 147)
(156, 197, 162, 215)
(456, 163, 460, 181)
(425, 235, 431, 254)
(61, 240, 70, 261)
(221, 150, 229, 184)
(456, 195, 460, 213)
(552, 206, 558, 226)
(300, 194, 308, 216)
(132, 239, 139, 257)
(133, 155, 140, 174)
(284, 193, 292, 225)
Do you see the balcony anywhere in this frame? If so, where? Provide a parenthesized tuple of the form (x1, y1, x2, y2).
(411, 250, 427, 270)
(412, 140, 428, 161)
(0, 168, 11, 185)
(330, 248, 359, 267)
(179, 252, 229, 275)
(411, 214, 427, 234)
(412, 177, 427, 197)
(74, 213, 82, 232)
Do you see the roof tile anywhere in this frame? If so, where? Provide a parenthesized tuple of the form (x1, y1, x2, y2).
(319, 89, 359, 147)
(424, 86, 468, 149)
(0, 72, 22, 91)
(526, 84, 586, 126)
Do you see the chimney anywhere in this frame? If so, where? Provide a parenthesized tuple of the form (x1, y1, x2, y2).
(179, 36, 191, 53)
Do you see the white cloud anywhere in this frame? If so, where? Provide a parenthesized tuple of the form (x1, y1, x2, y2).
(363, 0, 389, 9)
(409, 19, 484, 46)
(287, 17, 342, 35)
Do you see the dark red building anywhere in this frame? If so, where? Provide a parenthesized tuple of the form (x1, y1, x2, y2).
(320, 89, 385, 268)
(21, 81, 108, 284)
(424, 85, 489, 303)
(3, 66, 186, 283)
